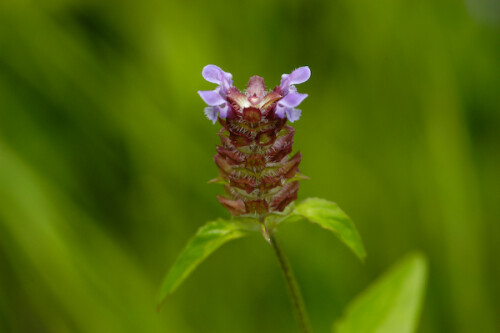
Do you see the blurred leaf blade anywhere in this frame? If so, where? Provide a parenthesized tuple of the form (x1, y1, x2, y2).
(157, 219, 246, 308)
(333, 253, 428, 333)
(293, 198, 366, 261)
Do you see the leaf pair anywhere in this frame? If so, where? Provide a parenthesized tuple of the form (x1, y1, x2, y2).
(157, 198, 428, 333)
(157, 198, 365, 307)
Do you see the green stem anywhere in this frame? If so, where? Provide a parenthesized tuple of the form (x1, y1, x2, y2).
(269, 232, 312, 333)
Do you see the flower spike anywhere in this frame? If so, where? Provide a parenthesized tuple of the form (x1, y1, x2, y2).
(199, 65, 311, 216)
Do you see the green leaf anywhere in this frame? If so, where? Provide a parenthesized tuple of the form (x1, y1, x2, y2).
(157, 219, 246, 308)
(293, 198, 366, 261)
(333, 253, 428, 333)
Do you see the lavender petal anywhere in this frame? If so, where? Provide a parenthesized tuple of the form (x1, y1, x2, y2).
(202, 65, 233, 94)
(202, 65, 225, 84)
(198, 90, 226, 106)
(286, 108, 302, 122)
(288, 66, 311, 85)
(280, 66, 311, 93)
(204, 106, 219, 124)
(279, 92, 308, 108)
(275, 103, 286, 118)
(218, 103, 229, 119)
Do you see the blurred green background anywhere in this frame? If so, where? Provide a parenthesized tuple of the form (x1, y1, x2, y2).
(1, 0, 499, 332)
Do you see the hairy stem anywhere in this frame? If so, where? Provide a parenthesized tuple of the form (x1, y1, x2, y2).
(269, 232, 312, 333)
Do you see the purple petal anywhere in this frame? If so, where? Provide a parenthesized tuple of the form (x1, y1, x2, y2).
(280, 66, 311, 92)
(204, 106, 219, 124)
(286, 108, 302, 122)
(218, 103, 229, 119)
(198, 90, 226, 106)
(202, 65, 233, 92)
(288, 66, 311, 85)
(202, 65, 224, 84)
(275, 103, 286, 118)
(223, 72, 233, 84)
(279, 92, 308, 108)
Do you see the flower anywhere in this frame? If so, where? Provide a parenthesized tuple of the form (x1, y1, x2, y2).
(275, 66, 311, 122)
(198, 65, 234, 124)
(274, 92, 308, 122)
(200, 65, 311, 217)
(198, 65, 310, 123)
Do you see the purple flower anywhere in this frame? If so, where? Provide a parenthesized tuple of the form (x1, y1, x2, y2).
(274, 92, 308, 122)
(198, 65, 310, 124)
(275, 66, 311, 122)
(203, 104, 229, 124)
(198, 65, 233, 123)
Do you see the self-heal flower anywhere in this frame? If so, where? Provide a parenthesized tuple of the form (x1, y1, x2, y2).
(274, 92, 308, 122)
(198, 65, 310, 124)
(160, 65, 368, 333)
(198, 65, 234, 124)
(275, 66, 311, 122)
(199, 65, 311, 217)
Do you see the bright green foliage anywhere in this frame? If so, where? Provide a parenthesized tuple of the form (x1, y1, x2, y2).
(334, 253, 428, 333)
(293, 198, 366, 261)
(1, 0, 499, 331)
(157, 220, 246, 307)
(158, 197, 365, 308)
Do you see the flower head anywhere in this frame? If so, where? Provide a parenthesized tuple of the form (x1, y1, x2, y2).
(198, 65, 310, 124)
(200, 65, 310, 217)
